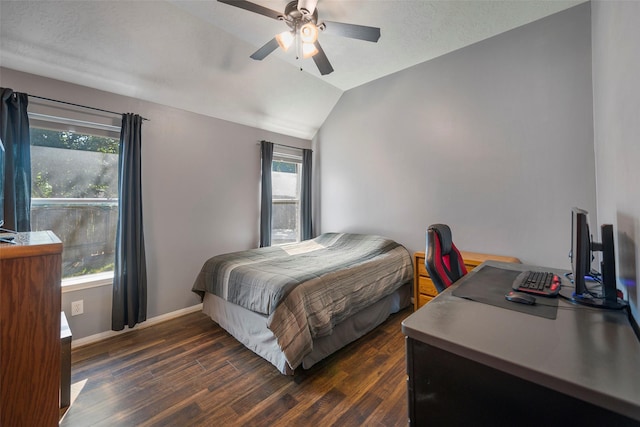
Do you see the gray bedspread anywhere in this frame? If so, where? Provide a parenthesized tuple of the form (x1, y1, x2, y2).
(192, 233, 413, 369)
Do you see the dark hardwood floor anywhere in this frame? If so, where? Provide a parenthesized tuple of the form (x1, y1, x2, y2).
(60, 308, 413, 426)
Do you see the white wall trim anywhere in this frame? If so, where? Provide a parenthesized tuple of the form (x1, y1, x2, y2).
(70, 303, 203, 349)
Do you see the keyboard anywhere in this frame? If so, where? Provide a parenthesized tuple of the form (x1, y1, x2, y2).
(512, 270, 561, 297)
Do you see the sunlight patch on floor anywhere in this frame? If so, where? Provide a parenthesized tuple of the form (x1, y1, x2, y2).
(59, 379, 87, 422)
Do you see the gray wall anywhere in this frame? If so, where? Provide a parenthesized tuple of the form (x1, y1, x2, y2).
(0, 67, 311, 339)
(315, 3, 594, 270)
(4, 0, 639, 339)
(592, 1, 640, 320)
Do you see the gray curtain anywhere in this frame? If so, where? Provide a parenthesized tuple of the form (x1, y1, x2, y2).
(112, 113, 147, 331)
(260, 140, 273, 247)
(301, 148, 312, 240)
(0, 88, 31, 231)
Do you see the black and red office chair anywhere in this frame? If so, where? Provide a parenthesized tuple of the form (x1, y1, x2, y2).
(425, 224, 468, 293)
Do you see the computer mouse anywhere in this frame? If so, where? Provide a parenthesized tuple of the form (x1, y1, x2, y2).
(505, 291, 536, 305)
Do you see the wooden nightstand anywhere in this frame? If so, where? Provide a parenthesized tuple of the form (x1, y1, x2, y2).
(413, 250, 521, 310)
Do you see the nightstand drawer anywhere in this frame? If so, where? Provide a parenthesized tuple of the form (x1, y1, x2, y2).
(417, 260, 428, 277)
(418, 276, 438, 296)
(418, 293, 434, 307)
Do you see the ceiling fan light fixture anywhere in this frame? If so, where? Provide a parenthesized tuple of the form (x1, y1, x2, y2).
(217, 0, 380, 76)
(302, 42, 318, 58)
(276, 31, 294, 51)
(299, 22, 319, 44)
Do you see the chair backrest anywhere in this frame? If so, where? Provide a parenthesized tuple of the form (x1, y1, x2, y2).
(425, 224, 468, 293)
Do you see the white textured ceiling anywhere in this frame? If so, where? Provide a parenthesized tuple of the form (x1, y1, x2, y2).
(0, 0, 583, 139)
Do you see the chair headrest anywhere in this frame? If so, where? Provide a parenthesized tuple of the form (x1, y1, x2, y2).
(429, 224, 453, 254)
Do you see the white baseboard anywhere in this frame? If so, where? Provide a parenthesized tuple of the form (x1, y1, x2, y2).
(71, 303, 203, 349)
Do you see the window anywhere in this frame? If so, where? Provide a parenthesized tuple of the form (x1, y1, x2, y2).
(271, 147, 303, 245)
(30, 118, 119, 280)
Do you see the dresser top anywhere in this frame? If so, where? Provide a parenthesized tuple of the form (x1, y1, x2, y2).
(0, 231, 62, 260)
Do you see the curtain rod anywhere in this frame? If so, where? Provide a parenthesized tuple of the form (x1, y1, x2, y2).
(259, 140, 312, 152)
(27, 94, 149, 122)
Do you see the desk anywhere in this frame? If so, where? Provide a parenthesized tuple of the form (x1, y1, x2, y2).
(402, 261, 640, 426)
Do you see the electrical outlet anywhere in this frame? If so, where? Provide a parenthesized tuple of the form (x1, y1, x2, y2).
(71, 300, 84, 316)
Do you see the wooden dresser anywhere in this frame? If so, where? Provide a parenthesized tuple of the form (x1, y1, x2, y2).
(1, 231, 63, 427)
(413, 250, 520, 310)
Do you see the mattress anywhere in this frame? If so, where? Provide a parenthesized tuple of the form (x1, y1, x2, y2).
(193, 233, 414, 371)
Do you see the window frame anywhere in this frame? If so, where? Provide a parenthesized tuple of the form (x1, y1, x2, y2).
(271, 146, 304, 245)
(28, 109, 121, 289)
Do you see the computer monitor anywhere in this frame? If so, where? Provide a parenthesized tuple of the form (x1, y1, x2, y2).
(570, 207, 590, 295)
(568, 207, 626, 309)
(0, 138, 4, 228)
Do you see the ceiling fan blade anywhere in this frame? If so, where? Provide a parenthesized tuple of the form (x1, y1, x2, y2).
(297, 0, 318, 15)
(312, 41, 334, 75)
(321, 21, 381, 42)
(217, 0, 282, 20)
(250, 38, 279, 60)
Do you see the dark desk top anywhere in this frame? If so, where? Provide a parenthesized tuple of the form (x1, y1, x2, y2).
(402, 261, 640, 422)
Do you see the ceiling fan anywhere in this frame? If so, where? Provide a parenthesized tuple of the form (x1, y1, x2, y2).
(218, 0, 381, 75)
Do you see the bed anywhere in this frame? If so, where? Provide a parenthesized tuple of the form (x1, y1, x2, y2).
(192, 232, 413, 375)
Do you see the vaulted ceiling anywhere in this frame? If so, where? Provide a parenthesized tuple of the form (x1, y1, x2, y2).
(0, 0, 583, 139)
